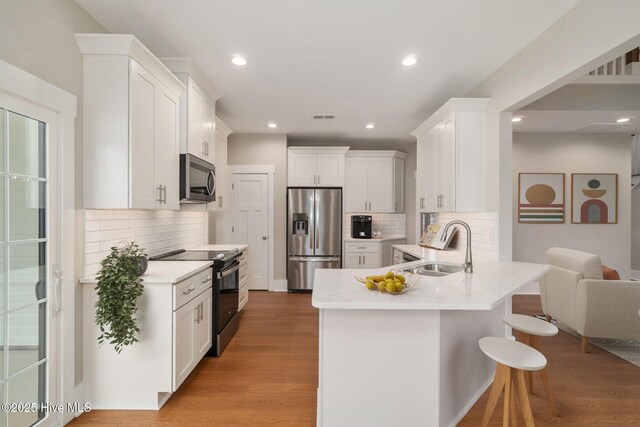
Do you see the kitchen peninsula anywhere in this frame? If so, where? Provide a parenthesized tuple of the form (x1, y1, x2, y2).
(312, 249, 549, 427)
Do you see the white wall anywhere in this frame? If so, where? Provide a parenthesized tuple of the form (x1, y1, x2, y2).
(0, 0, 107, 389)
(466, 0, 640, 261)
(513, 133, 631, 279)
(225, 133, 288, 280)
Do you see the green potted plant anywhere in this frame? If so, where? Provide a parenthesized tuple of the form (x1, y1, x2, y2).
(95, 242, 148, 353)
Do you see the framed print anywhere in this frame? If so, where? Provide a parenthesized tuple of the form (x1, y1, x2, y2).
(571, 173, 618, 224)
(518, 173, 565, 223)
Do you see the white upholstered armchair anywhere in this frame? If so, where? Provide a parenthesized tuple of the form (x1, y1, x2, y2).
(540, 247, 640, 352)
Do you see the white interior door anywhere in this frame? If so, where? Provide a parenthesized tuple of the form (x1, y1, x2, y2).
(0, 92, 60, 427)
(232, 174, 269, 290)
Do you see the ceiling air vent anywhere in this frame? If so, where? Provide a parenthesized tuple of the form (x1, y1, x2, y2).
(312, 114, 335, 120)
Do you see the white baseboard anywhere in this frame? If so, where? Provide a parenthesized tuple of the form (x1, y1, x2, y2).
(631, 269, 640, 280)
(269, 279, 288, 292)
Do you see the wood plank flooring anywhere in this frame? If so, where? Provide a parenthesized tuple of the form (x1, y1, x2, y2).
(70, 293, 640, 426)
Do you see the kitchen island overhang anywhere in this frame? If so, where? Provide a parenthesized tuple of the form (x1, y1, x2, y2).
(312, 258, 549, 427)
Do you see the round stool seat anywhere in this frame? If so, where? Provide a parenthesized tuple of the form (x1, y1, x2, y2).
(503, 314, 558, 337)
(479, 337, 547, 371)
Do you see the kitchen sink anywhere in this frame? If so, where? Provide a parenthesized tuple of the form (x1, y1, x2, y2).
(407, 262, 465, 277)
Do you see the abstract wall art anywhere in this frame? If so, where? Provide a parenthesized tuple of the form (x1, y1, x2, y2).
(571, 173, 617, 224)
(518, 173, 565, 223)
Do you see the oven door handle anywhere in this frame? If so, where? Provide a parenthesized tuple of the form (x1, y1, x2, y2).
(217, 261, 240, 279)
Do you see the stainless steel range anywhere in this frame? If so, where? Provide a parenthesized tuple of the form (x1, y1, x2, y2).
(150, 249, 241, 356)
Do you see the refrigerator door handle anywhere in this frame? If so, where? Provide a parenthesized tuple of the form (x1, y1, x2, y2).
(290, 256, 342, 262)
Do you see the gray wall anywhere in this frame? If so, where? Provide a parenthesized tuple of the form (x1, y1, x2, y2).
(513, 133, 631, 278)
(288, 139, 417, 244)
(632, 188, 640, 273)
(226, 133, 288, 280)
(0, 0, 107, 384)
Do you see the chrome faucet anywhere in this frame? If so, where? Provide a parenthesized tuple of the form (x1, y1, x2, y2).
(440, 220, 473, 273)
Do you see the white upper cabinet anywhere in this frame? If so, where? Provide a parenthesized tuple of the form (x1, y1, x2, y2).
(161, 58, 220, 165)
(77, 34, 184, 210)
(287, 147, 349, 187)
(412, 98, 490, 213)
(208, 117, 232, 212)
(345, 151, 407, 213)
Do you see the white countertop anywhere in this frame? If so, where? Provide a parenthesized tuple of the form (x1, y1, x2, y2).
(80, 261, 213, 285)
(344, 235, 406, 243)
(311, 254, 549, 310)
(190, 244, 249, 251)
(392, 244, 448, 260)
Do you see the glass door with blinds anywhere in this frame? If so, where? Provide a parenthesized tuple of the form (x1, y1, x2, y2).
(0, 94, 59, 427)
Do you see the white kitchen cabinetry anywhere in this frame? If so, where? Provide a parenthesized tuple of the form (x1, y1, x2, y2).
(288, 147, 349, 187)
(81, 264, 213, 409)
(161, 58, 220, 164)
(345, 151, 407, 213)
(174, 286, 212, 389)
(77, 34, 184, 210)
(238, 248, 249, 310)
(413, 98, 490, 213)
(208, 117, 232, 212)
(344, 239, 406, 269)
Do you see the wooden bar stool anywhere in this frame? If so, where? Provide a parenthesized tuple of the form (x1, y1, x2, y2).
(479, 336, 547, 427)
(503, 314, 558, 416)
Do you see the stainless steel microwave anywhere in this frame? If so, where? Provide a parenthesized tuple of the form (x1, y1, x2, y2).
(180, 154, 215, 203)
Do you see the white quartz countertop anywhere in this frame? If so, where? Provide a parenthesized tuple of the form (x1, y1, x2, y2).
(344, 235, 406, 242)
(190, 244, 249, 251)
(311, 255, 549, 310)
(392, 244, 446, 260)
(80, 261, 213, 285)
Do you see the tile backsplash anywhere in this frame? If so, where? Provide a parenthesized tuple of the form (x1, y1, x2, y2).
(344, 213, 406, 238)
(83, 209, 207, 276)
(436, 212, 499, 260)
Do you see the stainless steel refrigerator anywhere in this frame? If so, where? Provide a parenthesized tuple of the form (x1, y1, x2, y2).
(287, 188, 342, 290)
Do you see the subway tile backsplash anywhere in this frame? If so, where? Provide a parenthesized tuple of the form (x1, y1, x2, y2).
(436, 212, 499, 260)
(344, 213, 406, 238)
(83, 209, 207, 276)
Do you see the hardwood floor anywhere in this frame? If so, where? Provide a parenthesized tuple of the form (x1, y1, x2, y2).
(70, 292, 319, 426)
(459, 296, 640, 427)
(71, 293, 640, 426)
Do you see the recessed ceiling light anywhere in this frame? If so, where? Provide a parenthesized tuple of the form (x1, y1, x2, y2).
(616, 117, 630, 123)
(231, 56, 247, 66)
(512, 117, 522, 123)
(268, 122, 277, 128)
(365, 123, 375, 129)
(401, 56, 418, 67)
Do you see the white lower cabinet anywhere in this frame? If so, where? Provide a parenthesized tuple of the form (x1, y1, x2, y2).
(238, 248, 249, 310)
(82, 266, 213, 409)
(173, 287, 212, 390)
(344, 240, 406, 269)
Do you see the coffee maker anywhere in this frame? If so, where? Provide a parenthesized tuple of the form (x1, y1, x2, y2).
(351, 215, 372, 239)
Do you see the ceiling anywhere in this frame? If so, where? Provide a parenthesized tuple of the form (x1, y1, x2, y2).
(75, 0, 580, 140)
(515, 83, 640, 134)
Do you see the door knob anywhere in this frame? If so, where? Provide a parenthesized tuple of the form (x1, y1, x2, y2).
(262, 236, 268, 240)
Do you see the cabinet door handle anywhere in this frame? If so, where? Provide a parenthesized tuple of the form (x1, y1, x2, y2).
(218, 196, 223, 207)
(317, 175, 320, 185)
(420, 197, 424, 209)
(157, 186, 163, 203)
(199, 302, 204, 322)
(182, 287, 195, 296)
(357, 247, 367, 249)
(358, 255, 362, 266)
(364, 201, 367, 211)
(201, 276, 210, 284)
(363, 255, 366, 265)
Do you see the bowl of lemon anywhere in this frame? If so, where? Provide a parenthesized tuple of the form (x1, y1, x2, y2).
(356, 270, 418, 294)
